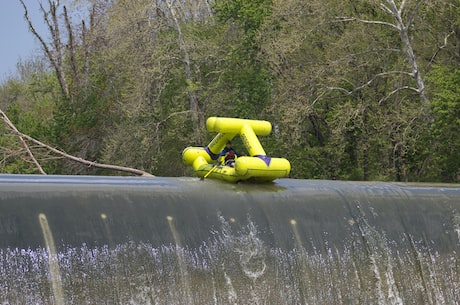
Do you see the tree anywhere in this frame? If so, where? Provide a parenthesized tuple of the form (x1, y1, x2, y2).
(423, 66, 460, 181)
(96, 0, 225, 175)
(213, 0, 274, 118)
(258, 0, 458, 181)
(336, 0, 430, 103)
(6, 0, 457, 181)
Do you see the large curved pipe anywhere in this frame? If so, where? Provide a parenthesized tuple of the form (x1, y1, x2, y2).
(0, 174, 458, 252)
(1, 175, 459, 304)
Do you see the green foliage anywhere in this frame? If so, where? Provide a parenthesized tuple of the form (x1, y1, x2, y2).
(425, 65, 460, 181)
(214, 0, 273, 46)
(0, 72, 59, 174)
(212, 0, 274, 118)
(220, 64, 272, 118)
(2, 0, 458, 182)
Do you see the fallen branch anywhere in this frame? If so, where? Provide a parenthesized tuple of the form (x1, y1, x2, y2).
(0, 109, 154, 177)
(0, 109, 46, 174)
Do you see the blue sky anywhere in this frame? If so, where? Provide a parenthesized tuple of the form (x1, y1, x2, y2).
(0, 1, 48, 82)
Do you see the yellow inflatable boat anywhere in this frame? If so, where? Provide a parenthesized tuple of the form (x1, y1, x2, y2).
(183, 117, 291, 182)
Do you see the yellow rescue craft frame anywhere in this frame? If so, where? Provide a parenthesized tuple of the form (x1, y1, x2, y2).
(182, 117, 291, 182)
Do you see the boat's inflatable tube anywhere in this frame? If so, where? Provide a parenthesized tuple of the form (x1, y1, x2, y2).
(206, 117, 272, 136)
(183, 117, 290, 182)
(235, 156, 291, 181)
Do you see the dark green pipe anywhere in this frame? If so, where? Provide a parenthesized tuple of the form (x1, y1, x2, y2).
(0, 174, 458, 252)
(1, 174, 459, 304)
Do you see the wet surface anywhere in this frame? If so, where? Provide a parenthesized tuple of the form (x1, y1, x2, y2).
(0, 175, 459, 304)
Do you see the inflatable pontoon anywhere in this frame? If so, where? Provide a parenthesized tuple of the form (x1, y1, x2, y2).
(182, 117, 291, 182)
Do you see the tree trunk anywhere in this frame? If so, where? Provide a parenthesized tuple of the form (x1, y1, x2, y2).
(383, 0, 429, 103)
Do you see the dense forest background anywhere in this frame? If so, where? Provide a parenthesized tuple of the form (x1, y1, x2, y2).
(0, 0, 458, 182)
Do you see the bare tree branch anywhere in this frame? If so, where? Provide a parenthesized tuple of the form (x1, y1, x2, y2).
(327, 71, 415, 95)
(0, 109, 154, 177)
(1, 148, 28, 165)
(81, 19, 90, 88)
(335, 17, 400, 30)
(398, 0, 407, 16)
(0, 109, 46, 174)
(146, 110, 192, 128)
(379, 3, 393, 15)
(347, 48, 401, 57)
(378, 86, 420, 105)
(64, 5, 79, 84)
(19, 0, 70, 98)
(428, 31, 455, 68)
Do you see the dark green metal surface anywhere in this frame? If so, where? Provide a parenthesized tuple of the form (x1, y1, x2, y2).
(0, 174, 458, 252)
(1, 175, 459, 304)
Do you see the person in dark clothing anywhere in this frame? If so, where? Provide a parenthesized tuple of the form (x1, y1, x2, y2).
(219, 141, 240, 167)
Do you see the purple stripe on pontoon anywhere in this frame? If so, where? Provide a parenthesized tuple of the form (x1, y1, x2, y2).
(205, 146, 219, 160)
(256, 155, 271, 166)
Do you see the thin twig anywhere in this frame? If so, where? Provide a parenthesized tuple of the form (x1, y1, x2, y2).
(334, 17, 400, 30)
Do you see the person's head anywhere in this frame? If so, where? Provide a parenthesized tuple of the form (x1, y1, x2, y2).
(226, 140, 232, 148)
